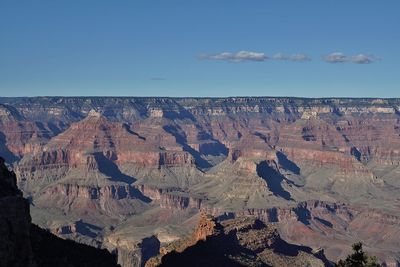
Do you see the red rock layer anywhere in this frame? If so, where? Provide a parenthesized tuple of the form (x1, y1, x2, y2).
(137, 185, 203, 210)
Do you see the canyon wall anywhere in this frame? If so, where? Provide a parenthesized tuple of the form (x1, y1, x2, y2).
(0, 156, 120, 267)
(1, 97, 400, 266)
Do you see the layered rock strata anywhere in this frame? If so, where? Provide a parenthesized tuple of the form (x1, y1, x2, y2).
(0, 156, 119, 267)
(1, 97, 400, 265)
(146, 213, 330, 267)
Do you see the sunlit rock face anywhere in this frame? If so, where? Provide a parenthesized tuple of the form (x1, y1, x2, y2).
(145, 214, 329, 267)
(1, 96, 400, 266)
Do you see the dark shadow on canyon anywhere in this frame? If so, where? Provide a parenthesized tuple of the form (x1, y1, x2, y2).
(93, 152, 151, 203)
(293, 205, 311, 225)
(256, 161, 293, 201)
(276, 151, 300, 175)
(163, 125, 213, 169)
(159, 232, 260, 267)
(164, 110, 197, 122)
(314, 217, 333, 228)
(123, 123, 146, 140)
(0, 132, 19, 163)
(198, 141, 228, 157)
(31, 224, 119, 267)
(75, 220, 102, 238)
(254, 131, 270, 144)
(272, 237, 331, 266)
(350, 146, 362, 162)
(141, 236, 161, 266)
(159, 219, 332, 267)
(193, 124, 229, 161)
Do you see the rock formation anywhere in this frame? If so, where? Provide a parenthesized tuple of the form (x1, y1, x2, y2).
(0, 157, 34, 267)
(1, 96, 400, 265)
(146, 213, 331, 267)
(0, 156, 119, 267)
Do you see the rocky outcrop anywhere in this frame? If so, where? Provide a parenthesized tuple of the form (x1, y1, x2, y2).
(204, 200, 355, 225)
(0, 156, 119, 267)
(159, 193, 202, 210)
(45, 183, 141, 201)
(0, 157, 34, 267)
(30, 224, 119, 267)
(193, 213, 222, 241)
(34, 182, 150, 220)
(112, 238, 159, 267)
(146, 213, 330, 267)
(104, 234, 160, 267)
(14, 112, 198, 194)
(137, 185, 203, 210)
(199, 200, 400, 265)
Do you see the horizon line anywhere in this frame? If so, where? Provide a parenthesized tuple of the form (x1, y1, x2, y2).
(1, 95, 400, 100)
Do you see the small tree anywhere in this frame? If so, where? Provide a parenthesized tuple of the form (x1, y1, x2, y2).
(336, 242, 380, 267)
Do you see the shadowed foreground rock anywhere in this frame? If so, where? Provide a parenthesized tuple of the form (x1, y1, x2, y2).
(0, 156, 119, 267)
(0, 157, 33, 267)
(146, 213, 332, 267)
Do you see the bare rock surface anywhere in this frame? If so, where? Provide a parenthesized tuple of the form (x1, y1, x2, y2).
(0, 157, 34, 267)
(146, 213, 330, 267)
(0, 156, 119, 267)
(1, 97, 400, 266)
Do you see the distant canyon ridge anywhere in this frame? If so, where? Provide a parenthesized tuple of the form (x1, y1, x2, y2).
(0, 96, 399, 266)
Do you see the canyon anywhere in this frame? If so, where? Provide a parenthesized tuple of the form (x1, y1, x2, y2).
(145, 212, 330, 267)
(1, 96, 400, 266)
(0, 156, 119, 267)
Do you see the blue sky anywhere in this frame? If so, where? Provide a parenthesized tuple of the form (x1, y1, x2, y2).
(0, 1, 399, 97)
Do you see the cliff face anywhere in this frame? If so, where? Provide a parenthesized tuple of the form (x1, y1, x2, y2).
(203, 200, 400, 265)
(146, 213, 330, 267)
(0, 157, 34, 267)
(30, 224, 119, 267)
(1, 97, 400, 266)
(137, 185, 203, 210)
(0, 157, 119, 267)
(6, 97, 400, 189)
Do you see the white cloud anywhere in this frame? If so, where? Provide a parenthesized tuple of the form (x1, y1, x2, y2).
(323, 52, 348, 63)
(351, 54, 380, 64)
(290, 54, 312, 62)
(273, 53, 311, 62)
(200, 51, 267, 62)
(272, 53, 288, 60)
(200, 51, 380, 64)
(323, 52, 380, 64)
